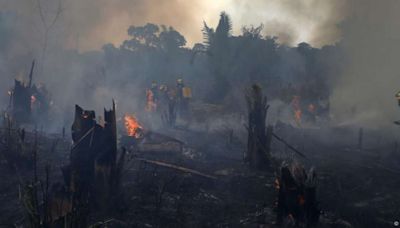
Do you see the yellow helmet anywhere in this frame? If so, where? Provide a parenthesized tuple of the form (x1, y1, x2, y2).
(177, 78, 183, 84)
(159, 85, 167, 91)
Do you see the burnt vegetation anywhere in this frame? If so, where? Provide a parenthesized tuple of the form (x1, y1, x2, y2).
(0, 11, 398, 228)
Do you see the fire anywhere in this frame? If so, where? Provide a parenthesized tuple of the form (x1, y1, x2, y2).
(294, 110, 302, 124)
(124, 114, 143, 138)
(292, 96, 302, 126)
(145, 89, 157, 112)
(274, 178, 280, 190)
(31, 95, 37, 104)
(31, 95, 37, 110)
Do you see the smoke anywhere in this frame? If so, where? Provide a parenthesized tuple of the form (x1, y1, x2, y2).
(331, 0, 400, 130)
(0, 0, 399, 133)
(0, 0, 348, 51)
(227, 0, 348, 47)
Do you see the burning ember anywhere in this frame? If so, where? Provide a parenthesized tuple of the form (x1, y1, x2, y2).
(274, 178, 280, 190)
(292, 96, 302, 126)
(31, 95, 37, 104)
(124, 114, 143, 138)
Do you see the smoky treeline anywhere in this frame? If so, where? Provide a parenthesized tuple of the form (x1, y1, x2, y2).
(102, 12, 342, 108)
(1, 4, 399, 132)
(0, 11, 343, 130)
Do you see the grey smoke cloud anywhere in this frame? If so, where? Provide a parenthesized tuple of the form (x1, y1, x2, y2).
(331, 0, 400, 130)
(1, 0, 400, 132)
(228, 0, 348, 47)
(0, 0, 348, 50)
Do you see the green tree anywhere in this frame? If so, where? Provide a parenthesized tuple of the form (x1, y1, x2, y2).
(202, 12, 233, 103)
(159, 25, 186, 52)
(126, 23, 160, 48)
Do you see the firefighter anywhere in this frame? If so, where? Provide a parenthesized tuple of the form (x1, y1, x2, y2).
(146, 81, 158, 112)
(158, 84, 170, 112)
(175, 78, 191, 119)
(150, 81, 159, 102)
(176, 79, 184, 100)
(158, 84, 177, 126)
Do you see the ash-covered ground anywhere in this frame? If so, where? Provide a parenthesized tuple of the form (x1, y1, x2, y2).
(0, 114, 399, 228)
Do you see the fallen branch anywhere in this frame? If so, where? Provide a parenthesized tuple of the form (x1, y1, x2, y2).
(71, 126, 95, 151)
(136, 158, 217, 180)
(272, 133, 307, 159)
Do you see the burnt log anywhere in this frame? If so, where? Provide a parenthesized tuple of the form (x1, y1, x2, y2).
(12, 80, 31, 124)
(9, 61, 51, 125)
(64, 102, 121, 226)
(245, 84, 271, 169)
(276, 162, 319, 227)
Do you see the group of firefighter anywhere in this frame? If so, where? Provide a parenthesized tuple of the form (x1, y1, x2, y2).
(145, 78, 192, 120)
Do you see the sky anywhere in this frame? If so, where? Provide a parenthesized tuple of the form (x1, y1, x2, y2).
(0, 0, 348, 51)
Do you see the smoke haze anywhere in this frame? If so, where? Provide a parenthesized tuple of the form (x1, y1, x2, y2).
(331, 0, 400, 130)
(0, 0, 348, 50)
(0, 0, 399, 132)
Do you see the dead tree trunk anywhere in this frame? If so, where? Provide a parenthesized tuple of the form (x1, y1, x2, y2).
(63, 102, 122, 226)
(245, 84, 270, 169)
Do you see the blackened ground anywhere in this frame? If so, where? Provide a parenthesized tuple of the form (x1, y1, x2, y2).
(0, 125, 399, 227)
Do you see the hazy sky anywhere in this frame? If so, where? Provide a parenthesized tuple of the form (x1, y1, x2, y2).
(0, 0, 348, 51)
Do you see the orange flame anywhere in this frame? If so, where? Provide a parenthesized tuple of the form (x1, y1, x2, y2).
(124, 114, 143, 138)
(292, 96, 302, 125)
(31, 95, 37, 110)
(31, 95, 37, 103)
(294, 110, 302, 124)
(274, 178, 280, 190)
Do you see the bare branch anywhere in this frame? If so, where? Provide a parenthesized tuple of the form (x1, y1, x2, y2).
(35, 0, 47, 29)
(47, 0, 63, 31)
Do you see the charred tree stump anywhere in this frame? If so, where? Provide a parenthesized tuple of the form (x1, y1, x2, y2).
(63, 102, 123, 226)
(12, 80, 32, 124)
(9, 60, 51, 125)
(276, 163, 319, 227)
(93, 102, 118, 213)
(245, 84, 270, 169)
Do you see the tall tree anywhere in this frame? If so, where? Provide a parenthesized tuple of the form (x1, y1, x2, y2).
(126, 23, 160, 48)
(246, 84, 271, 169)
(203, 12, 233, 103)
(159, 26, 186, 52)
